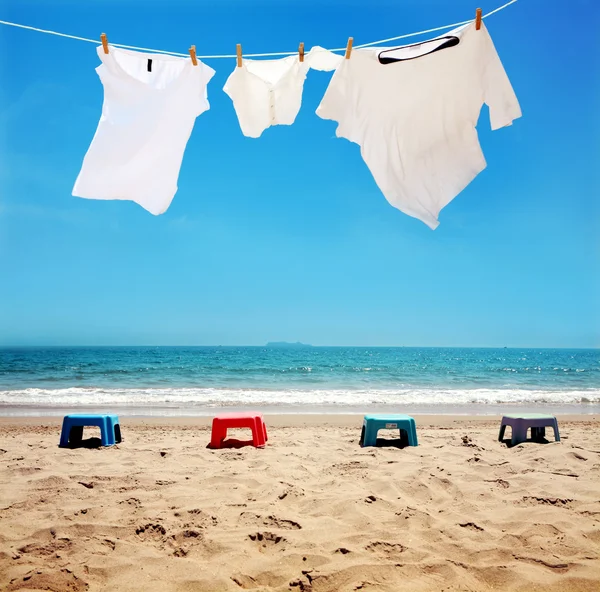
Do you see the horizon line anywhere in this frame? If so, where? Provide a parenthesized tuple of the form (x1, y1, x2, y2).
(0, 344, 598, 350)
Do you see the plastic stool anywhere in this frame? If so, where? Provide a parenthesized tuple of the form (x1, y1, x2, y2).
(360, 414, 418, 447)
(59, 414, 121, 447)
(210, 412, 268, 449)
(498, 413, 560, 446)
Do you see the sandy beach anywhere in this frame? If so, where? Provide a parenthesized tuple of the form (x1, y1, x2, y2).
(0, 415, 599, 592)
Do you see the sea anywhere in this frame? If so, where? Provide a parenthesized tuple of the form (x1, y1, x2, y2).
(0, 346, 598, 416)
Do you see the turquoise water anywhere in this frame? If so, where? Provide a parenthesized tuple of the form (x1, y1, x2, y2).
(0, 347, 598, 415)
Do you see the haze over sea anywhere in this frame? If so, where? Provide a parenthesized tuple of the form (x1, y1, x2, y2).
(0, 346, 598, 416)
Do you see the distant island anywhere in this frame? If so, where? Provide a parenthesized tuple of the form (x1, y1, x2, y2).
(266, 341, 312, 348)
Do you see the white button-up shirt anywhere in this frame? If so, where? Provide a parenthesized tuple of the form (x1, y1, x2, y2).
(224, 47, 342, 138)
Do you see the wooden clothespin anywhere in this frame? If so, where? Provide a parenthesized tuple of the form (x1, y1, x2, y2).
(475, 8, 482, 30)
(345, 37, 353, 60)
(299, 42, 305, 62)
(189, 45, 198, 66)
(236, 44, 243, 68)
(100, 32, 109, 54)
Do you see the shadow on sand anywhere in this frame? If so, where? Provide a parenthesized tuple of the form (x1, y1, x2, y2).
(207, 438, 258, 449)
(59, 437, 105, 449)
(501, 436, 551, 449)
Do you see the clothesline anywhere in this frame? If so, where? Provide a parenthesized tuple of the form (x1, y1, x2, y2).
(0, 0, 517, 59)
(71, 17, 522, 227)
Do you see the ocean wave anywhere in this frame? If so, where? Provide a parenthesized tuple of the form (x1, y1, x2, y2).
(0, 386, 599, 408)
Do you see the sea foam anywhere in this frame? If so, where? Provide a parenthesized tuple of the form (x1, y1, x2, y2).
(1, 386, 598, 409)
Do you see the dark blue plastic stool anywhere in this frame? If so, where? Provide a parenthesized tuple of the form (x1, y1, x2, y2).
(498, 413, 560, 446)
(59, 414, 121, 447)
(360, 414, 418, 447)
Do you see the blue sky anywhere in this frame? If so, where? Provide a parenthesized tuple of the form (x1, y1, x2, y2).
(0, 0, 598, 348)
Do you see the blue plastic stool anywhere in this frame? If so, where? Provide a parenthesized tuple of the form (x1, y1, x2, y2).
(360, 414, 418, 447)
(59, 414, 121, 448)
(498, 413, 560, 446)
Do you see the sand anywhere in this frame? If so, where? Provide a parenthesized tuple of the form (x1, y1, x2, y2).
(0, 415, 599, 592)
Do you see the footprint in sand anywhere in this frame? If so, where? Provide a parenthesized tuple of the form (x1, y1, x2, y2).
(365, 541, 407, 558)
(239, 512, 301, 530)
(135, 523, 166, 540)
(248, 531, 286, 552)
(186, 508, 218, 527)
(163, 529, 217, 558)
(6, 568, 88, 592)
(119, 497, 142, 509)
(18, 538, 72, 557)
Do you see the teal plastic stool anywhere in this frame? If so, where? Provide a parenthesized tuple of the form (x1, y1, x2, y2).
(360, 414, 418, 447)
(59, 414, 121, 447)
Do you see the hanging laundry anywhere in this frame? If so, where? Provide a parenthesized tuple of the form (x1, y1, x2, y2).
(73, 46, 214, 215)
(224, 47, 342, 138)
(316, 22, 521, 229)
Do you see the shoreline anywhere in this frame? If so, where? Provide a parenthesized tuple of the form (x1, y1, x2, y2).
(1, 401, 599, 418)
(0, 412, 598, 428)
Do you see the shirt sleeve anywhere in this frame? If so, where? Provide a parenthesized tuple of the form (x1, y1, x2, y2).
(200, 62, 216, 99)
(222, 66, 237, 98)
(190, 61, 215, 115)
(481, 23, 522, 130)
(305, 46, 343, 72)
(201, 62, 216, 88)
(315, 65, 347, 123)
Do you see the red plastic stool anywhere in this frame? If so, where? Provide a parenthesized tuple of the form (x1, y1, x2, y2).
(210, 412, 268, 449)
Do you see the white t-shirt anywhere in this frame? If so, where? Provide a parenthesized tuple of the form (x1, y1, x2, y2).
(317, 22, 521, 229)
(224, 47, 342, 138)
(73, 46, 215, 215)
